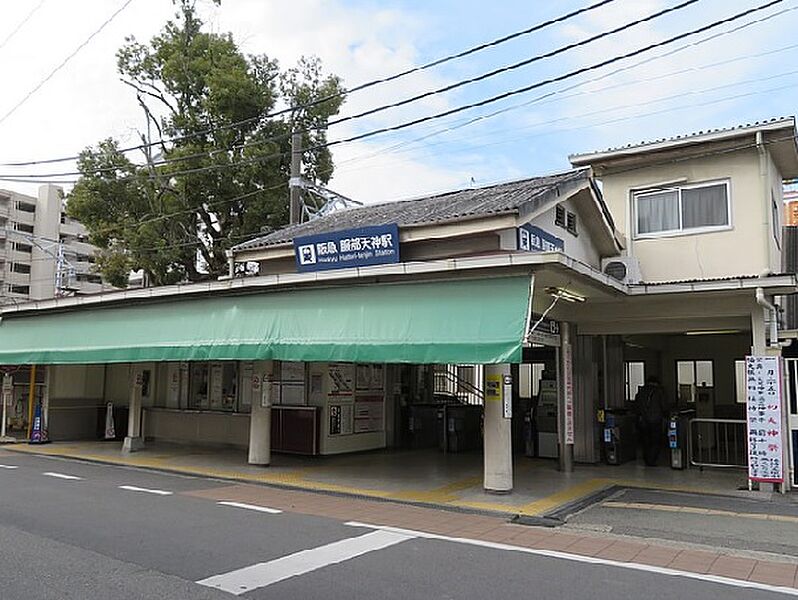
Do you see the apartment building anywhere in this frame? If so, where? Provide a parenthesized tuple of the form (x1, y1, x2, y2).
(0, 184, 108, 303)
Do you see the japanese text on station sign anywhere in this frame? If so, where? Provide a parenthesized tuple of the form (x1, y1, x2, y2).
(517, 224, 564, 253)
(745, 356, 784, 483)
(294, 224, 400, 272)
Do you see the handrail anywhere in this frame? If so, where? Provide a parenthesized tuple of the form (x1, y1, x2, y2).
(433, 367, 484, 404)
(688, 417, 746, 469)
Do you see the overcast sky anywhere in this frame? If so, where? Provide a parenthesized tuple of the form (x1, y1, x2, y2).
(0, 0, 796, 204)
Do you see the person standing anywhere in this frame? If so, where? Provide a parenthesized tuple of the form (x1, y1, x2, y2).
(635, 376, 667, 466)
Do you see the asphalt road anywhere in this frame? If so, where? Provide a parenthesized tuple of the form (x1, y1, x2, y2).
(0, 450, 793, 600)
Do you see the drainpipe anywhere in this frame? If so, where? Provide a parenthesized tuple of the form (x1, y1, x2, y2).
(757, 131, 772, 270)
(756, 285, 778, 348)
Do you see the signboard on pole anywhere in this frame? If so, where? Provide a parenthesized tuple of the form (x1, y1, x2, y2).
(527, 314, 561, 347)
(745, 356, 784, 483)
(294, 224, 400, 272)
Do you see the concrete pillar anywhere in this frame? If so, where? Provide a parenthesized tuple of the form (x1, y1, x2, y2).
(123, 365, 144, 452)
(248, 360, 274, 466)
(558, 322, 574, 473)
(483, 363, 513, 493)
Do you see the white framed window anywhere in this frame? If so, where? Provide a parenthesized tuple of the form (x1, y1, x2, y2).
(624, 361, 645, 401)
(634, 181, 730, 238)
(676, 359, 713, 403)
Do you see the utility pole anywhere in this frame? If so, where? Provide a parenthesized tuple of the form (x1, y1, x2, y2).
(289, 131, 303, 225)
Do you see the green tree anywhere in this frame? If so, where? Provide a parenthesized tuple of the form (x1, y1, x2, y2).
(68, 0, 344, 286)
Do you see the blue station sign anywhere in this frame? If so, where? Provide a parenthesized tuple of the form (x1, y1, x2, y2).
(517, 224, 564, 253)
(294, 224, 401, 272)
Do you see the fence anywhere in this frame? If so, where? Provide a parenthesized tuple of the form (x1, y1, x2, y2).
(688, 418, 747, 469)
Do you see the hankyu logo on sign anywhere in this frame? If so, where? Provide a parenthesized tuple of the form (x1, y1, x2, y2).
(293, 224, 400, 272)
(517, 224, 564, 253)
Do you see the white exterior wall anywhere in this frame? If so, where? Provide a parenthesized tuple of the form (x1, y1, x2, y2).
(599, 149, 779, 282)
(529, 197, 601, 268)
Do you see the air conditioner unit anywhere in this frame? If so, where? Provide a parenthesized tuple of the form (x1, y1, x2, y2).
(601, 256, 643, 284)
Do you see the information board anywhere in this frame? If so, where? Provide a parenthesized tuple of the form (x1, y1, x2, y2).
(562, 342, 575, 445)
(745, 356, 784, 483)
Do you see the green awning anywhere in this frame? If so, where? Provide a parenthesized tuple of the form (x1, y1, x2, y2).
(0, 276, 532, 365)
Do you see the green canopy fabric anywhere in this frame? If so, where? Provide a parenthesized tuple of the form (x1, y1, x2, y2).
(0, 276, 532, 365)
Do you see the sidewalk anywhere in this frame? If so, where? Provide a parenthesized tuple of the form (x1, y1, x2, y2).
(5, 440, 749, 517)
(184, 481, 798, 591)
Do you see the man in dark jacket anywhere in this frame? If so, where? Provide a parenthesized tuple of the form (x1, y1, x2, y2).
(635, 376, 667, 466)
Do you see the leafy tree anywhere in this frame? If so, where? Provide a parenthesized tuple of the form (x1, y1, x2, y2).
(68, 0, 344, 286)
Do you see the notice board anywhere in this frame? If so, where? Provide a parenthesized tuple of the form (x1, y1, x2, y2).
(745, 356, 785, 483)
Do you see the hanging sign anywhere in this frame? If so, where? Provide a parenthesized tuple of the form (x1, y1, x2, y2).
(527, 314, 561, 347)
(745, 356, 784, 483)
(517, 224, 564, 253)
(294, 224, 400, 272)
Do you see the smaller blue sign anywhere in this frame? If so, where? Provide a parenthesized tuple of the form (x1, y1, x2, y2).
(517, 224, 564, 253)
(294, 224, 400, 272)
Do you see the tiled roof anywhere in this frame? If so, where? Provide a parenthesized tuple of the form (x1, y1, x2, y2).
(570, 116, 795, 163)
(234, 169, 589, 252)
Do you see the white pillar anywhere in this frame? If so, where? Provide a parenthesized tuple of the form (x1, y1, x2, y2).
(248, 360, 274, 466)
(483, 363, 513, 493)
(123, 365, 144, 452)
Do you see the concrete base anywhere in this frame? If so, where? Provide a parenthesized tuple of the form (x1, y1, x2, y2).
(122, 436, 144, 453)
(0, 436, 17, 444)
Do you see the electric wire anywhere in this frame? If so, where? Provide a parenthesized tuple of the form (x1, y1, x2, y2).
(0, 0, 784, 185)
(0, 0, 46, 53)
(0, 0, 622, 168)
(0, 0, 135, 127)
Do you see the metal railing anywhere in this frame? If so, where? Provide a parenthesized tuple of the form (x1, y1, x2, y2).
(688, 418, 747, 469)
(433, 366, 484, 405)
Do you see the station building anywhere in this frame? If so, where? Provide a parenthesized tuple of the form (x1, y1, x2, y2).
(1, 117, 797, 494)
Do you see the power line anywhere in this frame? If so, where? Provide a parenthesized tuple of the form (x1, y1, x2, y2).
(0, 0, 46, 53)
(335, 5, 798, 167)
(317, 0, 785, 152)
(0, 0, 135, 128)
(0, 0, 620, 168)
(0, 0, 783, 185)
(322, 0, 703, 131)
(0, 0, 703, 179)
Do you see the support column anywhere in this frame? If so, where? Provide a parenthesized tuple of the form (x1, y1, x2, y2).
(248, 360, 274, 466)
(559, 322, 574, 473)
(483, 363, 513, 493)
(123, 365, 144, 452)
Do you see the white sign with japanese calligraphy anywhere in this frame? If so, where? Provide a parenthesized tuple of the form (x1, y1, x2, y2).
(745, 356, 784, 483)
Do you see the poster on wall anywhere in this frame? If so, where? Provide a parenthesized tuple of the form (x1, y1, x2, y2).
(328, 363, 354, 396)
(209, 362, 224, 410)
(745, 356, 784, 483)
(240, 362, 254, 409)
(281, 361, 305, 383)
(356, 364, 372, 391)
(329, 405, 342, 435)
(371, 364, 384, 391)
(354, 395, 384, 433)
(341, 403, 354, 435)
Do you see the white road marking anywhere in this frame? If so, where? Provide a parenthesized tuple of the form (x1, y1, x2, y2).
(118, 485, 173, 496)
(0, 465, 19, 469)
(345, 522, 798, 598)
(218, 501, 282, 514)
(42, 472, 82, 480)
(197, 530, 413, 595)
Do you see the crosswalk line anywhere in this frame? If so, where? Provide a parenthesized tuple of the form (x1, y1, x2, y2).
(197, 530, 413, 595)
